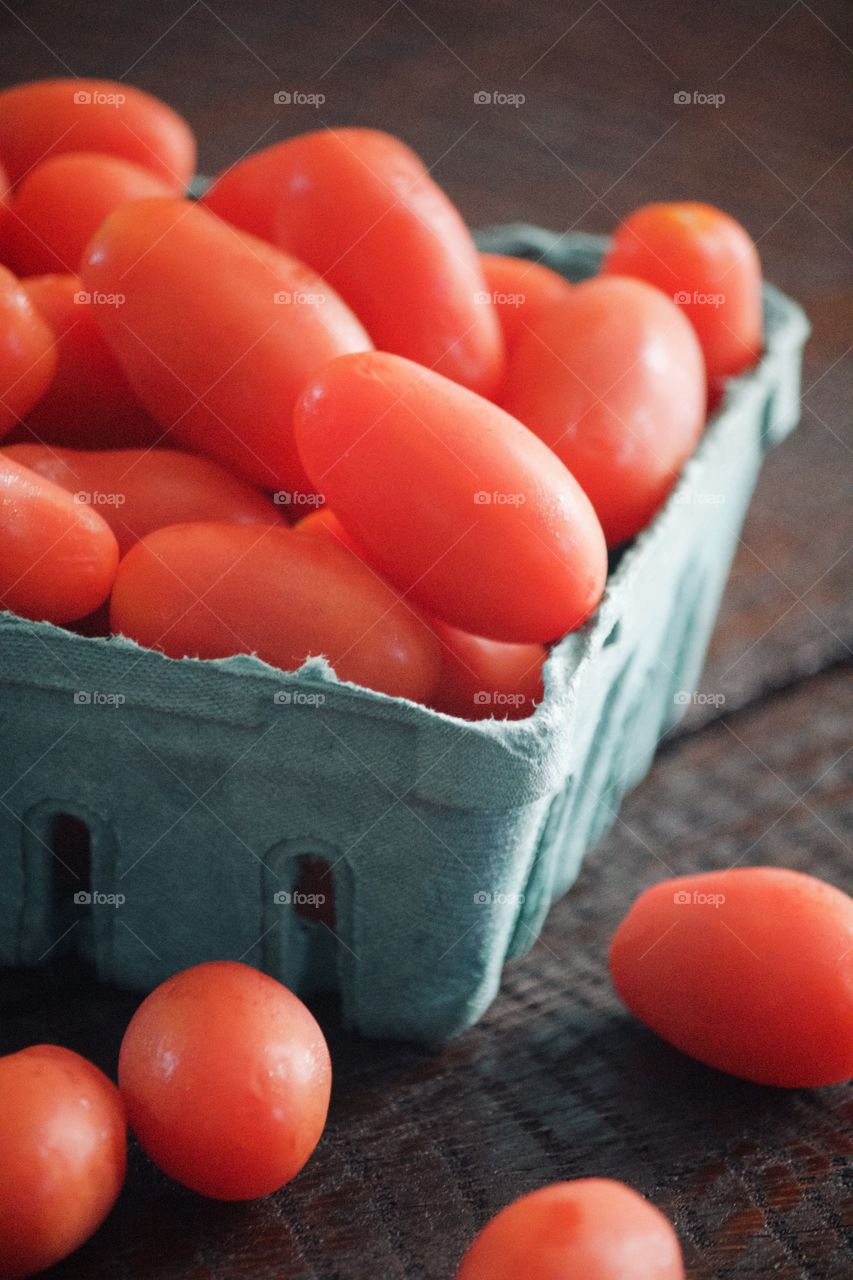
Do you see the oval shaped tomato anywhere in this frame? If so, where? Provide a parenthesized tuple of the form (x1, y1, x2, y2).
(501, 277, 707, 546)
(602, 202, 762, 378)
(609, 867, 853, 1087)
(203, 129, 505, 398)
(118, 962, 330, 1201)
(428, 619, 545, 720)
(479, 252, 573, 354)
(0, 79, 195, 189)
(294, 352, 607, 642)
(82, 198, 371, 494)
(4, 444, 283, 555)
(6, 152, 175, 277)
(14, 274, 160, 447)
(110, 522, 442, 702)
(0, 1044, 126, 1280)
(456, 1180, 683, 1280)
(0, 453, 118, 621)
(0, 264, 56, 439)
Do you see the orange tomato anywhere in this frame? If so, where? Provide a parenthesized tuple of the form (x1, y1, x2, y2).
(294, 351, 607, 643)
(501, 277, 706, 546)
(603, 202, 762, 378)
(456, 1180, 683, 1280)
(110, 522, 442, 702)
(0, 264, 56, 440)
(609, 868, 853, 1087)
(428, 620, 545, 720)
(4, 444, 283, 555)
(5, 152, 175, 277)
(479, 252, 573, 353)
(14, 274, 160, 447)
(0, 79, 195, 190)
(203, 129, 505, 397)
(81, 198, 371, 494)
(0, 452, 118, 621)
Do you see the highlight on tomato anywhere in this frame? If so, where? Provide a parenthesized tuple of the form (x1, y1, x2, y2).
(0, 263, 56, 440)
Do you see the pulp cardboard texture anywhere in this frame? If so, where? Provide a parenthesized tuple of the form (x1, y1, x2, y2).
(0, 229, 809, 1040)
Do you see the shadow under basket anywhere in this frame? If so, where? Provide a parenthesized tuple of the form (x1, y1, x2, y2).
(0, 228, 809, 1041)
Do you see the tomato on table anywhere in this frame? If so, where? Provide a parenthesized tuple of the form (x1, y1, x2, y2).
(0, 1045, 126, 1280)
(203, 128, 505, 398)
(110, 522, 442, 702)
(82, 198, 371, 494)
(13, 274, 160, 447)
(118, 962, 331, 1201)
(0, 263, 56, 440)
(0, 79, 195, 190)
(609, 867, 853, 1087)
(501, 276, 707, 546)
(5, 152, 175, 277)
(5, 444, 284, 555)
(294, 351, 607, 643)
(602, 201, 762, 378)
(456, 1179, 683, 1280)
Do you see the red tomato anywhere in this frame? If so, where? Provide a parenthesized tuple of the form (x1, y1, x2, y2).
(82, 198, 371, 493)
(0, 159, 9, 240)
(4, 444, 284, 556)
(203, 129, 505, 398)
(110, 522, 442, 702)
(609, 868, 853, 1087)
(0, 453, 118, 621)
(0, 79, 195, 190)
(602, 202, 762, 378)
(295, 506, 362, 550)
(456, 1180, 683, 1280)
(0, 1044, 126, 1280)
(428, 619, 545, 720)
(294, 352, 607, 643)
(501, 277, 707, 546)
(5, 152, 175, 277)
(479, 252, 573, 353)
(0, 264, 56, 439)
(118, 962, 330, 1201)
(14, 274, 160, 447)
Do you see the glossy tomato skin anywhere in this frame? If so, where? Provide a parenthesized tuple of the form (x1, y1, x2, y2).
(14, 274, 160, 447)
(609, 868, 853, 1087)
(110, 522, 442, 703)
(0, 264, 56, 439)
(5, 444, 284, 555)
(602, 202, 762, 378)
(501, 276, 707, 547)
(0, 453, 119, 621)
(294, 352, 607, 643)
(456, 1180, 684, 1280)
(0, 79, 195, 189)
(118, 962, 331, 1201)
(5, 152, 175, 277)
(82, 198, 371, 493)
(0, 1045, 126, 1280)
(203, 129, 505, 398)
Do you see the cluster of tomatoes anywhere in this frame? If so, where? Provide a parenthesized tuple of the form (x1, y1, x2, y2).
(0, 78, 765, 719)
(2, 865, 851, 1278)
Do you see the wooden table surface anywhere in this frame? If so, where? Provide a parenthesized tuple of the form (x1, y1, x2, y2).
(1, 2, 851, 1277)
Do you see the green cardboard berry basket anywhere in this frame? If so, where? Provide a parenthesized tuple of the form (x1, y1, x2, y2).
(0, 228, 809, 1041)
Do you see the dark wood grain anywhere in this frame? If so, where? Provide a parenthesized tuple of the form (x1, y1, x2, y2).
(0, 2, 851, 1277)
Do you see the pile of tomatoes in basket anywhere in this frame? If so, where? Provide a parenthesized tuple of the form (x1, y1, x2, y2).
(0, 78, 765, 719)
